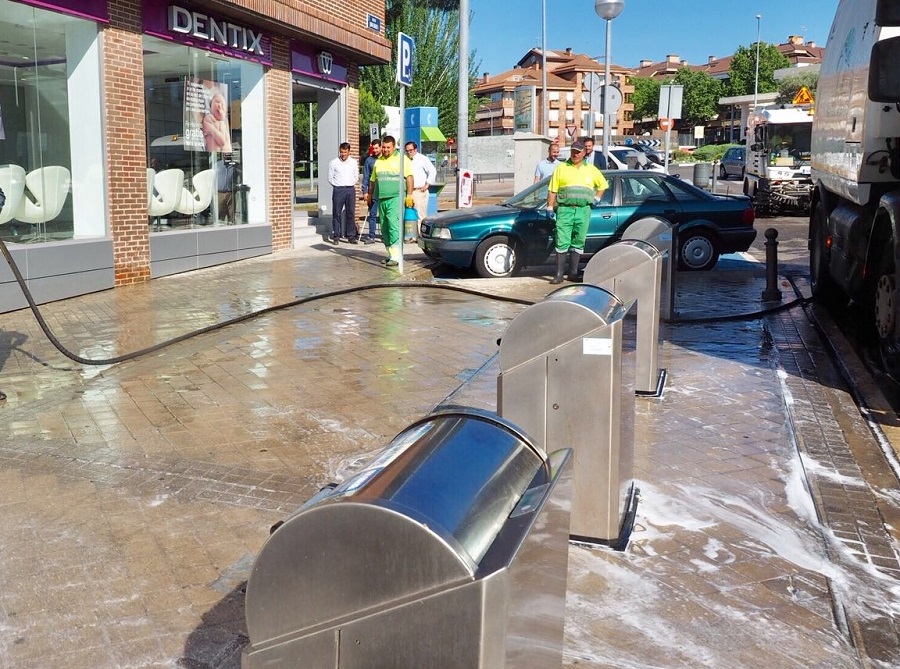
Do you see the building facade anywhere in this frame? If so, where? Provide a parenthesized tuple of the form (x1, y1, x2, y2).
(472, 48, 634, 145)
(0, 0, 389, 312)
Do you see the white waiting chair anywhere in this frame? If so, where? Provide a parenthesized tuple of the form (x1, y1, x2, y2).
(148, 168, 184, 228)
(174, 169, 215, 217)
(0, 164, 26, 225)
(13, 165, 71, 224)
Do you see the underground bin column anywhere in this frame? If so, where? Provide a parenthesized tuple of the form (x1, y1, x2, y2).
(497, 284, 637, 548)
(583, 239, 666, 397)
(242, 407, 573, 669)
(620, 216, 674, 321)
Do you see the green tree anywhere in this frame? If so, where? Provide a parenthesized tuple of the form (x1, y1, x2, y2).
(776, 71, 819, 105)
(672, 68, 723, 124)
(292, 102, 317, 163)
(727, 42, 790, 97)
(358, 87, 389, 137)
(360, 4, 480, 138)
(630, 76, 660, 121)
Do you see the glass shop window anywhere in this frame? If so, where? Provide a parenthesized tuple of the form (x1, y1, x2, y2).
(0, 1, 104, 243)
(144, 36, 264, 230)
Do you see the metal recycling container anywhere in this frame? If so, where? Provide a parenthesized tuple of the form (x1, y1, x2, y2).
(242, 407, 573, 669)
(692, 162, 712, 190)
(498, 284, 637, 548)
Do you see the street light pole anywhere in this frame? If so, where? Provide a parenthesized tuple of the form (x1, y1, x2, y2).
(541, 0, 548, 136)
(753, 14, 761, 110)
(595, 0, 624, 167)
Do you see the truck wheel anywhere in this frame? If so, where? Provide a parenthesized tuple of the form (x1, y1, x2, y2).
(678, 229, 719, 271)
(810, 206, 841, 304)
(873, 246, 899, 372)
(474, 235, 520, 278)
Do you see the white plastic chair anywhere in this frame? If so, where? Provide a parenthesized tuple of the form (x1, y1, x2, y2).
(0, 164, 26, 225)
(148, 168, 184, 227)
(13, 166, 71, 224)
(174, 169, 215, 217)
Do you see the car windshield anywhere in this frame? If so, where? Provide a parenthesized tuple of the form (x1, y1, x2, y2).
(505, 178, 549, 208)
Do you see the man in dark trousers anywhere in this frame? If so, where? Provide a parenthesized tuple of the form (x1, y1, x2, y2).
(327, 142, 359, 245)
(360, 139, 380, 243)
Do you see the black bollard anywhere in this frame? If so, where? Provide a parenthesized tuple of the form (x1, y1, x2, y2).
(761, 227, 782, 301)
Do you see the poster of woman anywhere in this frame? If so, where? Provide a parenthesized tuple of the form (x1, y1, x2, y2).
(183, 78, 232, 153)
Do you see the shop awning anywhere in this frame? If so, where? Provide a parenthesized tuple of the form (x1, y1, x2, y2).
(420, 126, 447, 142)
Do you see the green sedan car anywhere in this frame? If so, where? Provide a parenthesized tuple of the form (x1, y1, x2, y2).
(418, 170, 757, 278)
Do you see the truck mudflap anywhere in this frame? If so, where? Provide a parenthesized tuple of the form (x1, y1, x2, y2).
(754, 179, 813, 216)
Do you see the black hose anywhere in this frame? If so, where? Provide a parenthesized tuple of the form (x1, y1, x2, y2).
(0, 235, 534, 366)
(0, 232, 810, 366)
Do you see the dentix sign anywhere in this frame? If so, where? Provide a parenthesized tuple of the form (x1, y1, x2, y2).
(168, 6, 264, 56)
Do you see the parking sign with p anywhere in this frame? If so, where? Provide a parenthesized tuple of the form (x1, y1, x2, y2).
(396, 32, 414, 87)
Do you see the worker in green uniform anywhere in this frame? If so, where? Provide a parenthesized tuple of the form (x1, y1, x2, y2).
(365, 136, 414, 267)
(546, 137, 609, 284)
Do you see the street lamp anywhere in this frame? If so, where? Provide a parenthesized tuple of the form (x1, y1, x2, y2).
(542, 0, 548, 135)
(753, 14, 761, 110)
(595, 0, 624, 167)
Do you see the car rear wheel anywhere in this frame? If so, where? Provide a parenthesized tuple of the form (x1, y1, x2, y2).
(719, 164, 728, 180)
(678, 229, 719, 271)
(474, 235, 520, 278)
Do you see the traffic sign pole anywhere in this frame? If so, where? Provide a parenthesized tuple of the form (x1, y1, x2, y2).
(396, 32, 414, 273)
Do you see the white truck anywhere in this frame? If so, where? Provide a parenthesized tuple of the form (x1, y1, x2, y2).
(744, 106, 813, 215)
(809, 0, 900, 371)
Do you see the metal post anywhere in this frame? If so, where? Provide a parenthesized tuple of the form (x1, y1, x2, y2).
(457, 0, 469, 207)
(398, 86, 406, 274)
(753, 14, 761, 110)
(308, 102, 314, 191)
(602, 17, 612, 166)
(541, 0, 548, 136)
(762, 227, 782, 301)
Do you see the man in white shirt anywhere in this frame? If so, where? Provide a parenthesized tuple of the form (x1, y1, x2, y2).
(327, 142, 360, 245)
(404, 141, 437, 242)
(534, 140, 561, 182)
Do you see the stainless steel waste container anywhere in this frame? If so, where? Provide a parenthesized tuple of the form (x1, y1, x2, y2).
(583, 239, 666, 396)
(497, 285, 637, 548)
(242, 407, 573, 669)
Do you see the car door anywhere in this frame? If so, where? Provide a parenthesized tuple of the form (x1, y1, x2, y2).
(585, 175, 619, 253)
(616, 174, 684, 232)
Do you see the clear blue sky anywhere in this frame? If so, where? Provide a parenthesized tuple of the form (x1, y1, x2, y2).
(469, 0, 840, 77)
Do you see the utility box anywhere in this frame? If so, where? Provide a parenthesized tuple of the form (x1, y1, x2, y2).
(497, 285, 636, 548)
(583, 239, 666, 397)
(242, 407, 573, 669)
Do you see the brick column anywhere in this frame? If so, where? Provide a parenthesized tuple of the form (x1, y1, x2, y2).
(105, 0, 150, 285)
(267, 36, 293, 251)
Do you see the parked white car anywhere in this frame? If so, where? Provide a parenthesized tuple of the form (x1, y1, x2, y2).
(557, 145, 665, 172)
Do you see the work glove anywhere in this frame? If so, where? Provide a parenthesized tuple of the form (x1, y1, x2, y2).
(405, 196, 414, 208)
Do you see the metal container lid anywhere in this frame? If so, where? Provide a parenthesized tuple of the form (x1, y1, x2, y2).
(499, 284, 627, 371)
(244, 408, 548, 642)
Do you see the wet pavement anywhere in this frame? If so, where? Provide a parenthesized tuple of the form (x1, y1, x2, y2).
(0, 211, 898, 668)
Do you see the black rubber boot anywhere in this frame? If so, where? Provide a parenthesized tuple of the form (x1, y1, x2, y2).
(567, 250, 582, 282)
(549, 253, 566, 284)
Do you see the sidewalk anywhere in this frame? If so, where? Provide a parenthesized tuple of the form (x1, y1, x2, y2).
(0, 234, 897, 667)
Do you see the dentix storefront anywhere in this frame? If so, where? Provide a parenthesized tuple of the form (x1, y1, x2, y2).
(0, 0, 389, 312)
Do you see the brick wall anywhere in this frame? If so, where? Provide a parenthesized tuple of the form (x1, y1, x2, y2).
(217, 0, 390, 64)
(105, 0, 150, 286)
(267, 36, 293, 251)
